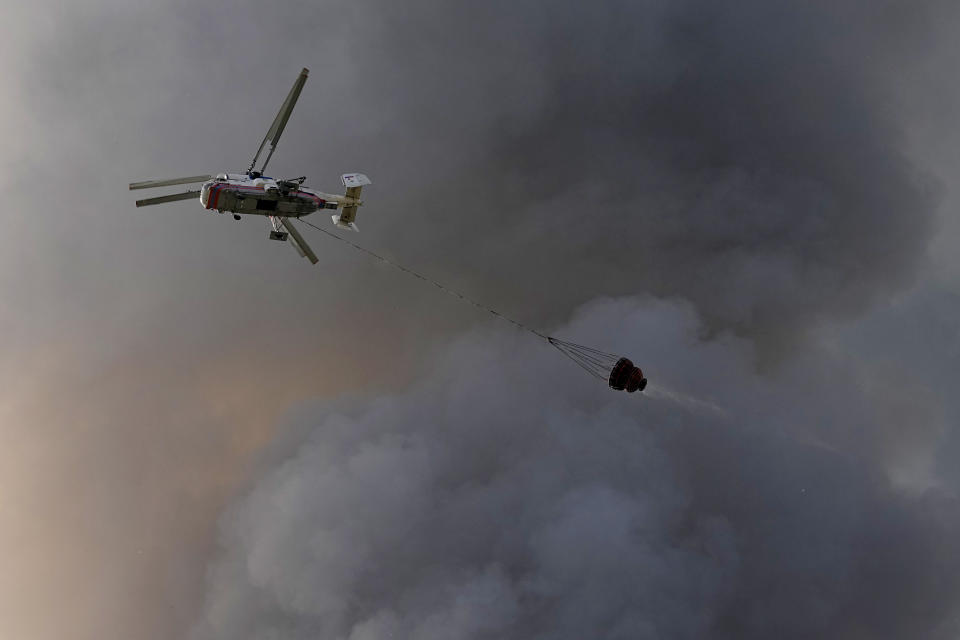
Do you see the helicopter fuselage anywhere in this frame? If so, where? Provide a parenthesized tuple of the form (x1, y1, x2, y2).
(200, 173, 341, 218)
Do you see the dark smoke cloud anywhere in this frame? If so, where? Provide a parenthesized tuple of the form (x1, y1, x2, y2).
(179, 2, 960, 639)
(315, 0, 944, 352)
(191, 298, 960, 640)
(5, 1, 956, 639)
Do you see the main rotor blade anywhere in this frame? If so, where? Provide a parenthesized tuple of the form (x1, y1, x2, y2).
(280, 218, 319, 264)
(129, 175, 212, 190)
(135, 190, 200, 207)
(248, 68, 309, 174)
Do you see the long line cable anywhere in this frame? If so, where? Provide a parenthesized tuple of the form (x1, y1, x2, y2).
(299, 218, 550, 341)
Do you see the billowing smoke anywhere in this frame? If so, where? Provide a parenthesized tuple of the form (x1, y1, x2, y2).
(5, 0, 953, 638)
(177, 1, 960, 638)
(316, 0, 942, 353)
(191, 298, 960, 639)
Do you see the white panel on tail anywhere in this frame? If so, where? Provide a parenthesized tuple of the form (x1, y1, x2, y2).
(341, 173, 371, 188)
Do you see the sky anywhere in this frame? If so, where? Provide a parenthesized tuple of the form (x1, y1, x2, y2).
(0, 0, 959, 638)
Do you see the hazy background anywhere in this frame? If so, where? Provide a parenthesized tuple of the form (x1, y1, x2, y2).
(0, 0, 958, 638)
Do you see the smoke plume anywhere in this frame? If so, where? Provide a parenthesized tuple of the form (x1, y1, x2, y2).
(191, 298, 960, 639)
(315, 0, 943, 353)
(181, 2, 960, 638)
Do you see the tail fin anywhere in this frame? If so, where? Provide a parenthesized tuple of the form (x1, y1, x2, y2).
(331, 173, 371, 232)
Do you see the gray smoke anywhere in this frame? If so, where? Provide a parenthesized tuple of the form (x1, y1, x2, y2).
(191, 298, 960, 639)
(180, 1, 960, 638)
(309, 0, 943, 353)
(5, 1, 955, 639)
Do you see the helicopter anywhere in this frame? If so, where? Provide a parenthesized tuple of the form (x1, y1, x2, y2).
(128, 68, 370, 264)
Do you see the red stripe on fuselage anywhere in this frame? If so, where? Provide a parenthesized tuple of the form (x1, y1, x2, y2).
(298, 190, 326, 206)
(207, 183, 265, 210)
